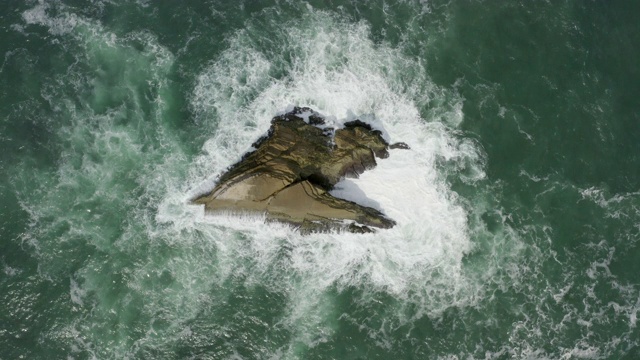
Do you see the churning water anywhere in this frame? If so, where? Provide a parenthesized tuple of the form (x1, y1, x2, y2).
(1, 1, 639, 359)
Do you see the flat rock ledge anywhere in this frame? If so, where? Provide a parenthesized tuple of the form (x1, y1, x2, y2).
(192, 107, 409, 234)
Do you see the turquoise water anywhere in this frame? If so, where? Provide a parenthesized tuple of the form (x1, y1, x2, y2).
(1, 1, 639, 358)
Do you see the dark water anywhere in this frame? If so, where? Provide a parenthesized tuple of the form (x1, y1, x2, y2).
(1, 1, 639, 359)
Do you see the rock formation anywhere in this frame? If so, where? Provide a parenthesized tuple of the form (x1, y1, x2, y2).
(192, 107, 409, 233)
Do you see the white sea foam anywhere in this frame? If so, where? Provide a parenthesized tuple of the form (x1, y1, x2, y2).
(12, 1, 543, 357)
(17, 3, 198, 357)
(16, 2, 599, 358)
(176, 9, 492, 351)
(2, 264, 22, 277)
(22, 1, 80, 35)
(69, 277, 86, 306)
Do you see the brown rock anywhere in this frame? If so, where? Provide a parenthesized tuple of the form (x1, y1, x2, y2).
(192, 107, 408, 233)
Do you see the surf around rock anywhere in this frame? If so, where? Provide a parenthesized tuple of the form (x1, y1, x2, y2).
(192, 107, 409, 233)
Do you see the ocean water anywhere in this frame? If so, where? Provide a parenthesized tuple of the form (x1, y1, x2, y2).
(1, 0, 639, 359)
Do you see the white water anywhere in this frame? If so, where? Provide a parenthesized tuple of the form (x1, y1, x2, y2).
(167, 9, 494, 352)
(11, 1, 640, 359)
(17, 3, 533, 358)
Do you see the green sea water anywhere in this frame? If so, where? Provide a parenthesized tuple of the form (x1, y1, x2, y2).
(1, 1, 639, 359)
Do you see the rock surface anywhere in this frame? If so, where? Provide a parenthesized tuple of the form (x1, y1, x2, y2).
(192, 107, 409, 233)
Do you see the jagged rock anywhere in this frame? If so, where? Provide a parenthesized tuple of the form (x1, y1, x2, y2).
(192, 107, 408, 233)
(390, 142, 410, 150)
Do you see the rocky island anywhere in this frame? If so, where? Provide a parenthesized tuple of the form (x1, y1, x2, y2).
(192, 107, 409, 233)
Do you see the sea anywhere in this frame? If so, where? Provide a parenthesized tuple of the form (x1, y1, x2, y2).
(1, 1, 639, 359)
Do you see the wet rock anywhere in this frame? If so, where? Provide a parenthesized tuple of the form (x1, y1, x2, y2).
(192, 107, 408, 233)
(390, 142, 410, 150)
